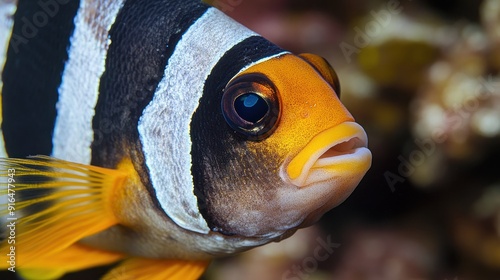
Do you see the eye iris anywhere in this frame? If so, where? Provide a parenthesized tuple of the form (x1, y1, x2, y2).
(234, 93, 269, 123)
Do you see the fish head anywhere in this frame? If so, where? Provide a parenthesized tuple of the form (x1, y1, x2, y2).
(191, 53, 371, 239)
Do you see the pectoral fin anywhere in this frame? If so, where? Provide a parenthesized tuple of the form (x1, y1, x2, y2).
(103, 258, 210, 280)
(17, 244, 124, 280)
(0, 156, 126, 268)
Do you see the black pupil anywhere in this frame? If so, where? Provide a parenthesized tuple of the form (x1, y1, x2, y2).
(234, 93, 269, 123)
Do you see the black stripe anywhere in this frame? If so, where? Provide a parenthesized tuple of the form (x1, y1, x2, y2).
(90, 0, 209, 209)
(91, 0, 208, 168)
(190, 36, 284, 230)
(1, 0, 80, 157)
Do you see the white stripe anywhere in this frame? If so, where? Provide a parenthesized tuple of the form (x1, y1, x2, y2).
(232, 51, 289, 81)
(0, 0, 17, 158)
(138, 7, 261, 234)
(52, 0, 124, 163)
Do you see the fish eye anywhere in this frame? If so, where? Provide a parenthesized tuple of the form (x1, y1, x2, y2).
(298, 53, 341, 98)
(221, 73, 280, 141)
(234, 93, 269, 123)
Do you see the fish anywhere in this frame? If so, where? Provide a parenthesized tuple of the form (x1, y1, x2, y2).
(0, 0, 372, 279)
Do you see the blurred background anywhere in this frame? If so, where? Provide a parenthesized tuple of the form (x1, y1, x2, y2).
(4, 0, 499, 279)
(201, 0, 500, 279)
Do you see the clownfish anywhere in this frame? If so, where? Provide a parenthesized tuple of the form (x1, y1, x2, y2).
(0, 0, 371, 279)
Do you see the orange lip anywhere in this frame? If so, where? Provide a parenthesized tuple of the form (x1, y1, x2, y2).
(285, 122, 372, 187)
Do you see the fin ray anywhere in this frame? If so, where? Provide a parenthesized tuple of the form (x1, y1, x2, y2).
(18, 244, 124, 280)
(0, 156, 126, 268)
(103, 258, 209, 280)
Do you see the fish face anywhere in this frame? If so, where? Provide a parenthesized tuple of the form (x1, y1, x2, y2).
(191, 53, 372, 238)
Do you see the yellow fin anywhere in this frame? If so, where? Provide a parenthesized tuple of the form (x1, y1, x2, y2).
(0, 156, 126, 269)
(18, 244, 124, 279)
(18, 268, 65, 280)
(103, 258, 210, 280)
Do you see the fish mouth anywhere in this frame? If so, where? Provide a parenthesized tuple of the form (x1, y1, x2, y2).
(285, 122, 371, 187)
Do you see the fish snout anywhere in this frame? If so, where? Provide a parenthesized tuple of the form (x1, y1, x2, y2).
(285, 122, 372, 188)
